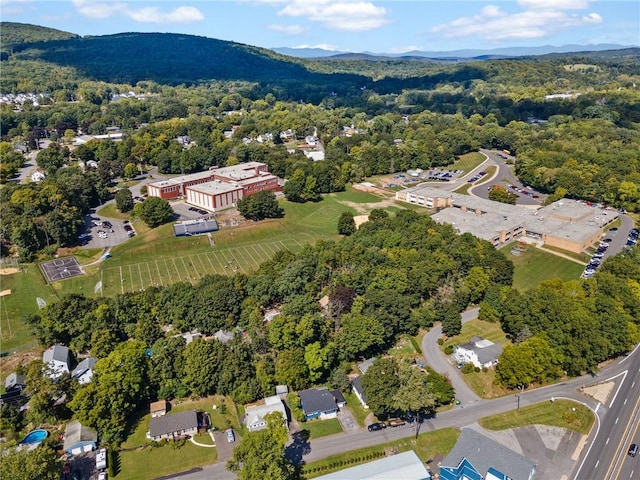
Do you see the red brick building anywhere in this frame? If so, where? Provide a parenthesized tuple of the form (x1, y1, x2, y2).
(147, 162, 280, 212)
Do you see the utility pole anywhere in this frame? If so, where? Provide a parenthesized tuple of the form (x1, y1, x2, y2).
(516, 384, 524, 412)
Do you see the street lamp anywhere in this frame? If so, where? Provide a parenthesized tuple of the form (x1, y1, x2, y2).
(516, 384, 524, 412)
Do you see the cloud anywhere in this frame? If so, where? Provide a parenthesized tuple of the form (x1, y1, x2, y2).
(292, 43, 338, 50)
(72, 0, 204, 24)
(128, 6, 204, 24)
(0, 0, 31, 14)
(430, 2, 602, 41)
(387, 45, 424, 54)
(276, 0, 389, 32)
(268, 23, 307, 35)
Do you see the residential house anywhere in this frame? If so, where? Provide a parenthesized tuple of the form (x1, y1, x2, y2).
(5, 372, 27, 392)
(315, 450, 430, 480)
(71, 357, 97, 385)
(64, 420, 97, 455)
(453, 337, 503, 369)
(351, 375, 368, 409)
(213, 329, 234, 344)
(150, 400, 169, 418)
(298, 388, 338, 420)
(148, 410, 199, 441)
(244, 395, 288, 432)
(331, 390, 346, 408)
(440, 428, 537, 480)
(358, 357, 376, 375)
(43, 344, 71, 380)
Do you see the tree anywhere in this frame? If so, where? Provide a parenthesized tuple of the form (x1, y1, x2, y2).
(237, 190, 284, 221)
(361, 357, 400, 418)
(337, 211, 356, 236)
(182, 339, 223, 396)
(69, 340, 150, 444)
(136, 196, 174, 228)
(496, 336, 564, 389)
(336, 313, 384, 361)
(368, 208, 389, 222)
(438, 302, 462, 337)
(275, 349, 309, 391)
(393, 361, 437, 435)
(115, 187, 134, 212)
(0, 441, 60, 480)
(488, 185, 517, 204)
(227, 411, 298, 480)
(123, 162, 138, 179)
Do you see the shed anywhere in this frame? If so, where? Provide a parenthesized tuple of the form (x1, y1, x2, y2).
(150, 399, 169, 417)
(331, 390, 347, 408)
(71, 357, 97, 385)
(64, 420, 97, 456)
(5, 372, 27, 392)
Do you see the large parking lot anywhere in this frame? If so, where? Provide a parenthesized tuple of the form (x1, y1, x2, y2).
(79, 213, 137, 249)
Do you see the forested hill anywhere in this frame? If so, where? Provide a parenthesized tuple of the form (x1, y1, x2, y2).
(3, 27, 368, 94)
(0, 22, 78, 50)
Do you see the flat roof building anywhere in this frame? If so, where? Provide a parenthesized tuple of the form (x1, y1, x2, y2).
(315, 450, 431, 480)
(397, 185, 617, 253)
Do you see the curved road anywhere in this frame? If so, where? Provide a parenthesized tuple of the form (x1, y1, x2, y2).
(421, 308, 481, 404)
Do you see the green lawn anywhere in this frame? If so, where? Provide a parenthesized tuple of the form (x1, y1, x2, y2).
(453, 184, 471, 195)
(479, 399, 594, 434)
(115, 442, 217, 480)
(443, 152, 486, 174)
(301, 417, 343, 439)
(0, 264, 58, 353)
(344, 392, 368, 427)
(500, 243, 584, 291)
(96, 203, 131, 220)
(303, 428, 459, 478)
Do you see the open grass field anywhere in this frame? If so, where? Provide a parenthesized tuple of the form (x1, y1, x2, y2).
(0, 264, 59, 353)
(443, 152, 486, 174)
(303, 427, 459, 478)
(479, 399, 595, 434)
(3, 188, 393, 354)
(500, 243, 584, 291)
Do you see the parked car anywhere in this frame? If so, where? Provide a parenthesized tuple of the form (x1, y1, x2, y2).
(226, 428, 235, 442)
(98, 473, 108, 480)
(367, 422, 386, 432)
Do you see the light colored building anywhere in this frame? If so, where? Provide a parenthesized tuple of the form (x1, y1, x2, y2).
(64, 420, 97, 455)
(71, 357, 97, 385)
(397, 185, 617, 253)
(150, 400, 169, 418)
(453, 337, 502, 369)
(315, 450, 431, 480)
(42, 344, 71, 380)
(244, 395, 288, 432)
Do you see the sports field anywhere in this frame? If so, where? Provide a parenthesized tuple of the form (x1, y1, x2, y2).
(98, 237, 307, 296)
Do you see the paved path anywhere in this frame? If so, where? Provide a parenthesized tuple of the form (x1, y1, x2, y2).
(421, 308, 481, 404)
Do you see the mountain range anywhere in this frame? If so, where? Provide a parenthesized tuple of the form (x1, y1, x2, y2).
(273, 43, 637, 60)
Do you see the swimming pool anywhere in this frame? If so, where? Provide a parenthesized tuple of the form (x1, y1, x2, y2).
(20, 429, 48, 445)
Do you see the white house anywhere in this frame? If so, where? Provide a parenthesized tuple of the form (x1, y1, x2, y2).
(43, 344, 71, 380)
(244, 395, 288, 432)
(453, 337, 503, 369)
(71, 357, 97, 385)
(351, 375, 369, 409)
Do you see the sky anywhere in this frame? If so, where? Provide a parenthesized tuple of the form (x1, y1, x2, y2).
(1, 0, 639, 53)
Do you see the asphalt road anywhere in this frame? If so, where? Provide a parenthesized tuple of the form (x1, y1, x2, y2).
(572, 344, 640, 480)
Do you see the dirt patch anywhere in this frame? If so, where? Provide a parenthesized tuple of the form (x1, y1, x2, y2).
(0, 268, 19, 275)
(0, 347, 41, 376)
(0, 289, 11, 296)
(339, 198, 402, 215)
(580, 381, 614, 404)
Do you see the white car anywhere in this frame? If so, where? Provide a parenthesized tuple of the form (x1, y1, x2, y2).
(226, 428, 235, 443)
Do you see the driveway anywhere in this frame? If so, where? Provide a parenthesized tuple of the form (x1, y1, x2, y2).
(421, 308, 481, 405)
(212, 430, 236, 463)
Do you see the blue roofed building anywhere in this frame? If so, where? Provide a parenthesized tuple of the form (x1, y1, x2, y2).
(298, 387, 338, 420)
(440, 429, 537, 480)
